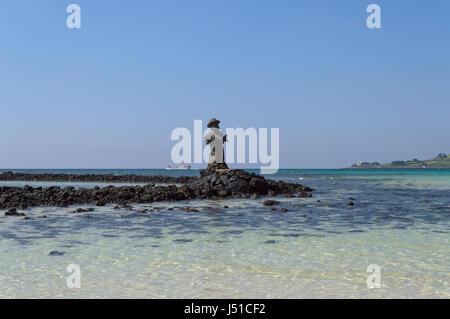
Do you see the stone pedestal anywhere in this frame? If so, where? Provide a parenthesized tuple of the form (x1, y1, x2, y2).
(200, 162, 229, 177)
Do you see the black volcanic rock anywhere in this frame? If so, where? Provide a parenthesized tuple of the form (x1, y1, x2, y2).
(263, 200, 280, 206)
(0, 169, 314, 209)
(4, 208, 25, 216)
(48, 251, 65, 256)
(0, 171, 196, 184)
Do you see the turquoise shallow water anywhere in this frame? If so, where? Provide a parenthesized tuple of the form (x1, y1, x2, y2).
(0, 169, 449, 298)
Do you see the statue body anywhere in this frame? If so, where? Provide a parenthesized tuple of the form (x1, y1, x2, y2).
(204, 118, 229, 170)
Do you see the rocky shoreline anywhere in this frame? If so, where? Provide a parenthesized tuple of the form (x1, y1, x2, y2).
(0, 169, 313, 210)
(0, 171, 196, 184)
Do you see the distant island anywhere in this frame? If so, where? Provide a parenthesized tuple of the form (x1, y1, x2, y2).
(350, 153, 450, 169)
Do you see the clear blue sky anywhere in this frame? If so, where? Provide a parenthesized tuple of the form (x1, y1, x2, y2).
(1, 0, 449, 168)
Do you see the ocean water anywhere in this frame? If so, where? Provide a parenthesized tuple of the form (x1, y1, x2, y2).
(0, 169, 448, 298)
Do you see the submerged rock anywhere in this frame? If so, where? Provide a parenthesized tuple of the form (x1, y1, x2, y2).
(4, 208, 25, 216)
(48, 251, 65, 256)
(263, 200, 280, 206)
(299, 192, 312, 198)
(72, 207, 95, 213)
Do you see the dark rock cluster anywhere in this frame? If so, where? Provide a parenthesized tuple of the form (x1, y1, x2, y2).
(185, 168, 313, 199)
(0, 171, 196, 184)
(4, 208, 25, 216)
(0, 169, 313, 210)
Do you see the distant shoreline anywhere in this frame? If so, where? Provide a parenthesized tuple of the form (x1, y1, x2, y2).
(349, 153, 450, 169)
(347, 167, 450, 170)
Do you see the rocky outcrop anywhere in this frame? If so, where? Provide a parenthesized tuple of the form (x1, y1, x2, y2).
(193, 168, 313, 198)
(0, 171, 196, 184)
(0, 170, 314, 210)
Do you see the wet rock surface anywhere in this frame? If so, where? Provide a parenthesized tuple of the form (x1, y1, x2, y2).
(48, 251, 65, 256)
(0, 169, 314, 209)
(72, 207, 95, 213)
(4, 208, 25, 216)
(263, 200, 280, 206)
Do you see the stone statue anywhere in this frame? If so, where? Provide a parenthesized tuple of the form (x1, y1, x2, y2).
(204, 118, 229, 170)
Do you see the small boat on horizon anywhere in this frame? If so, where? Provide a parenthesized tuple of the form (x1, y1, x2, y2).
(165, 163, 192, 170)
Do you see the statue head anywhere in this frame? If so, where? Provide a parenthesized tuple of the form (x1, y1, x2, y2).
(207, 118, 220, 129)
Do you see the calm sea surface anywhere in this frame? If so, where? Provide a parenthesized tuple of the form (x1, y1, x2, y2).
(0, 169, 448, 298)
